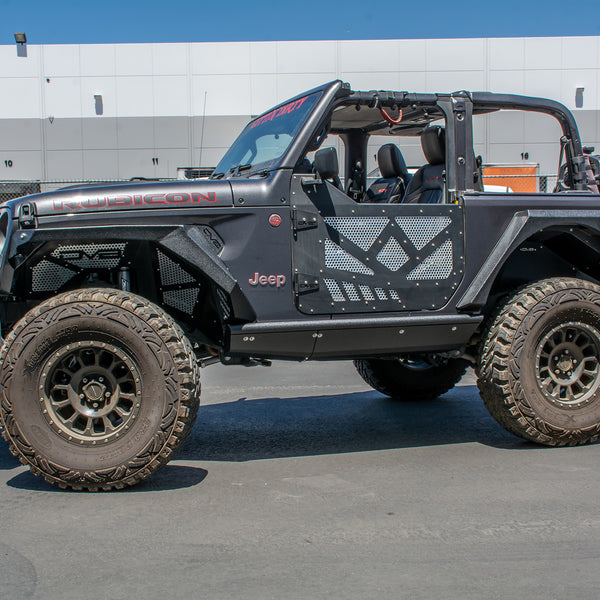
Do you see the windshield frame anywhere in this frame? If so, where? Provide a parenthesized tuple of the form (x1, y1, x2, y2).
(211, 81, 343, 179)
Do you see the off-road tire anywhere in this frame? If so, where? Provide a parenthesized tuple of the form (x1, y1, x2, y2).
(354, 356, 469, 401)
(478, 278, 600, 446)
(0, 288, 200, 490)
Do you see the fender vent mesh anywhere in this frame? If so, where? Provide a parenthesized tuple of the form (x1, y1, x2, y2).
(30, 243, 127, 293)
(157, 250, 196, 286)
(51, 243, 125, 269)
(215, 288, 231, 320)
(163, 289, 200, 314)
(156, 249, 201, 316)
(32, 260, 77, 292)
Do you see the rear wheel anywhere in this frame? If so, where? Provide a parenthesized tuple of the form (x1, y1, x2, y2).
(354, 355, 469, 400)
(0, 288, 200, 490)
(478, 278, 600, 446)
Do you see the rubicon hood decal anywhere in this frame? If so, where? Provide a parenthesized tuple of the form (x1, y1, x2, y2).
(52, 190, 218, 211)
(23, 181, 233, 216)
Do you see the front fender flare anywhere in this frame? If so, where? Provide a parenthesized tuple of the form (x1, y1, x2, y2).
(11, 224, 256, 321)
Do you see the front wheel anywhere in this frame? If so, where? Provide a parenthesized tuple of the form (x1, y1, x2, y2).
(478, 278, 600, 446)
(0, 289, 200, 490)
(354, 355, 469, 401)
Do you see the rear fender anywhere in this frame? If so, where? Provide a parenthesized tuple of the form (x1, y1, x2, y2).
(457, 209, 600, 310)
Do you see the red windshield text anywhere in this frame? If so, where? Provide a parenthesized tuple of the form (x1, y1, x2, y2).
(250, 96, 308, 129)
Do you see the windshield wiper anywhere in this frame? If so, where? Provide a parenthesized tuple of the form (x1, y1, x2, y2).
(210, 172, 225, 179)
(229, 163, 253, 177)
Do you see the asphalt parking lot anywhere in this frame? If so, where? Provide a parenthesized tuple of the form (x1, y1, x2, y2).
(1, 360, 600, 600)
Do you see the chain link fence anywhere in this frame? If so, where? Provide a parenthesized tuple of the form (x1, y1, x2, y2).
(0, 181, 42, 204)
(0, 173, 567, 206)
(482, 174, 558, 193)
(0, 179, 180, 205)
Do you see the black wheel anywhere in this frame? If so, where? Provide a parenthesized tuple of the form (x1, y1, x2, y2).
(478, 278, 600, 446)
(354, 355, 469, 400)
(0, 289, 200, 490)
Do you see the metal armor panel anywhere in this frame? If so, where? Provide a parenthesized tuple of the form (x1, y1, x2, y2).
(291, 178, 464, 315)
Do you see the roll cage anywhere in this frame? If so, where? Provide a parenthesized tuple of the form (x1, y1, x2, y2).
(283, 80, 592, 201)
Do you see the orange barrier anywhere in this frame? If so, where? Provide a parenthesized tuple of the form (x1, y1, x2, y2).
(483, 164, 539, 193)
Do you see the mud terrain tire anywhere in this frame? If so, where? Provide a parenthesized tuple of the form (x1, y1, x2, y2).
(0, 288, 200, 490)
(478, 278, 600, 446)
(354, 356, 469, 401)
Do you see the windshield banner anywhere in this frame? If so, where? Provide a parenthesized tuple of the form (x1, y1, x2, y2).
(250, 97, 308, 129)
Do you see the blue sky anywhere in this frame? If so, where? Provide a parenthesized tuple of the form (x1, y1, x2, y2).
(1, 0, 599, 44)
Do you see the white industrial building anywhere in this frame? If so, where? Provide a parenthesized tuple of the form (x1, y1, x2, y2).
(0, 36, 598, 183)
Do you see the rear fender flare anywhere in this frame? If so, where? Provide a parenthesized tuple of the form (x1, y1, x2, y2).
(457, 209, 600, 309)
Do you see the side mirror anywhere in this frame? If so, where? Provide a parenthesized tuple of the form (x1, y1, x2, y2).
(314, 147, 339, 182)
(555, 162, 571, 192)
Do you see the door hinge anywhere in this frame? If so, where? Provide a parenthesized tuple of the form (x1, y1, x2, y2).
(294, 273, 319, 294)
(292, 208, 318, 232)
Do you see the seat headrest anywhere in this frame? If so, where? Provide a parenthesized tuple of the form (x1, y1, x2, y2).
(377, 144, 409, 180)
(421, 126, 445, 166)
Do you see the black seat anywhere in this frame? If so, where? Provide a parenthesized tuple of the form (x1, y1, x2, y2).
(403, 126, 446, 204)
(364, 144, 410, 203)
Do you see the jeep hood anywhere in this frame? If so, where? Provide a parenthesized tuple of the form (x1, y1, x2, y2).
(6, 179, 234, 217)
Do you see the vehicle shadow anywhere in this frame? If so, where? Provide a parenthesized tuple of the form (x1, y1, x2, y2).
(180, 384, 536, 462)
(0, 437, 20, 471)
(2, 383, 537, 492)
(6, 464, 208, 493)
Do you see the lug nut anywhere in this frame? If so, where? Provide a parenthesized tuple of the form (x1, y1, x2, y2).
(83, 378, 88, 384)
(105, 392, 111, 398)
(93, 403, 99, 408)
(79, 393, 85, 399)
(99, 377, 104, 383)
